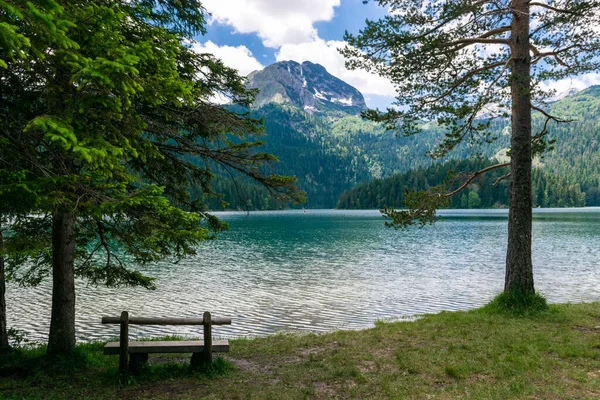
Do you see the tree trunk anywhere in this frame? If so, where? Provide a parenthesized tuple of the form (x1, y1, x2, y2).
(0, 230, 9, 352)
(47, 211, 77, 355)
(505, 0, 534, 294)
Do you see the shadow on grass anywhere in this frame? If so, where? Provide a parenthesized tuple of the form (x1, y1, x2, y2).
(113, 357, 234, 385)
(0, 341, 233, 388)
(0, 344, 100, 377)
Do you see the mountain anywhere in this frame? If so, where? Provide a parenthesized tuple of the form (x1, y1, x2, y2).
(211, 62, 600, 211)
(247, 60, 367, 114)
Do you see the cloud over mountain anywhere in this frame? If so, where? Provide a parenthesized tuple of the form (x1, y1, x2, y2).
(190, 41, 263, 76)
(202, 0, 340, 48)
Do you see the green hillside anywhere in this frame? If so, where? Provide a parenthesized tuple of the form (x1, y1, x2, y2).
(209, 103, 444, 209)
(209, 84, 600, 211)
(540, 87, 600, 204)
(337, 86, 600, 210)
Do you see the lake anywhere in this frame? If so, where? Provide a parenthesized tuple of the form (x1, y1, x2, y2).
(7, 208, 600, 343)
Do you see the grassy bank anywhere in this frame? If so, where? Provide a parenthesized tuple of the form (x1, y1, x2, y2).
(2, 302, 600, 399)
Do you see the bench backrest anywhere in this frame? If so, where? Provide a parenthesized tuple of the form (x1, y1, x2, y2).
(101, 316, 232, 326)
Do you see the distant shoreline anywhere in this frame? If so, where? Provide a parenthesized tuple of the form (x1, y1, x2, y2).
(210, 206, 600, 214)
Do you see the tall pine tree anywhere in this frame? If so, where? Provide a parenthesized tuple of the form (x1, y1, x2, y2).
(342, 0, 600, 295)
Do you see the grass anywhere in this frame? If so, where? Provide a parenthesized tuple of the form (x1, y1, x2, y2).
(484, 290, 549, 316)
(2, 302, 600, 399)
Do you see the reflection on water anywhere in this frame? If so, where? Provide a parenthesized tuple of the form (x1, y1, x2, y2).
(7, 208, 600, 343)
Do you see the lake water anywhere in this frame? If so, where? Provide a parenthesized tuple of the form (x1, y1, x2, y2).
(7, 208, 600, 343)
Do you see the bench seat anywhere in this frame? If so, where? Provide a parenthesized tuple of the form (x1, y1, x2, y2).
(104, 339, 230, 355)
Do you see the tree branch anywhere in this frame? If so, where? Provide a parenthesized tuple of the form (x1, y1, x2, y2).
(96, 221, 111, 269)
(531, 43, 597, 68)
(480, 57, 512, 102)
(393, 0, 498, 42)
(529, 2, 582, 15)
(531, 105, 573, 124)
(531, 105, 573, 154)
(442, 26, 511, 48)
(443, 162, 510, 198)
(423, 60, 507, 104)
(529, 43, 541, 56)
(493, 172, 511, 187)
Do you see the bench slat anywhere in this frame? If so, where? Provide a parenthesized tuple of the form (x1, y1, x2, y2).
(104, 339, 229, 355)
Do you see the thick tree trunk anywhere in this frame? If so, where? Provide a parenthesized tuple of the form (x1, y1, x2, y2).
(47, 211, 77, 355)
(505, 0, 534, 294)
(0, 230, 9, 352)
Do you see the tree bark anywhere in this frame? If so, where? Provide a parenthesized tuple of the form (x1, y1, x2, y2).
(0, 229, 9, 352)
(47, 211, 77, 355)
(505, 0, 534, 294)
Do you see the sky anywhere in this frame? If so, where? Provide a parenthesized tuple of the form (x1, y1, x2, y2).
(192, 0, 396, 109)
(193, 0, 600, 109)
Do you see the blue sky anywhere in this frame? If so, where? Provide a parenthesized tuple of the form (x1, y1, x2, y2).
(193, 0, 397, 109)
(193, 0, 600, 109)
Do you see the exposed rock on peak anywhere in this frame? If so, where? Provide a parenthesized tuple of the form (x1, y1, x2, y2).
(247, 60, 367, 114)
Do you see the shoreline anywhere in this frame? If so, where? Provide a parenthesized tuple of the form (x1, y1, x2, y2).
(3, 302, 600, 398)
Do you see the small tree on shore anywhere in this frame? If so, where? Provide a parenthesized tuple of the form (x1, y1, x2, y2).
(342, 0, 600, 296)
(0, 0, 303, 355)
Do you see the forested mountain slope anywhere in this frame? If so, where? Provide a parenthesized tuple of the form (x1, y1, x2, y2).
(539, 86, 600, 204)
(208, 61, 600, 210)
(209, 102, 451, 209)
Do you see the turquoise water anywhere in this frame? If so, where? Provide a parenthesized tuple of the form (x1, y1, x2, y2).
(7, 208, 600, 343)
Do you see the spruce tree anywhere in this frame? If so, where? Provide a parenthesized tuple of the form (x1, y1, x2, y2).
(0, 0, 302, 355)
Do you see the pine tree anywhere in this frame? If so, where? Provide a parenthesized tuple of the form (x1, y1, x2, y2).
(468, 191, 482, 209)
(343, 0, 600, 295)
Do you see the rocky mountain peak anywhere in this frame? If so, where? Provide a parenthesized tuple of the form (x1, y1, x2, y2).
(247, 60, 367, 114)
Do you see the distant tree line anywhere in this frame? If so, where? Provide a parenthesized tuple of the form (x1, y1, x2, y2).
(337, 159, 595, 210)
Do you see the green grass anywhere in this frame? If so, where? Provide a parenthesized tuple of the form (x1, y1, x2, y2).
(3, 302, 600, 399)
(484, 290, 549, 316)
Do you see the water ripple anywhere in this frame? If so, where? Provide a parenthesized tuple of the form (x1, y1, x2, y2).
(6, 208, 600, 343)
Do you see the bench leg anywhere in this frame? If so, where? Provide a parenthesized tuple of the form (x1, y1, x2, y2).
(190, 352, 209, 369)
(192, 311, 213, 369)
(129, 353, 148, 375)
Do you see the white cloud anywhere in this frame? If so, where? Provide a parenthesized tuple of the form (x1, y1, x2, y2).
(202, 0, 340, 48)
(540, 73, 600, 98)
(276, 39, 397, 98)
(190, 40, 263, 76)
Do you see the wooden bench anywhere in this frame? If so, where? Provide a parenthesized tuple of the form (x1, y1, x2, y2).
(101, 311, 232, 374)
